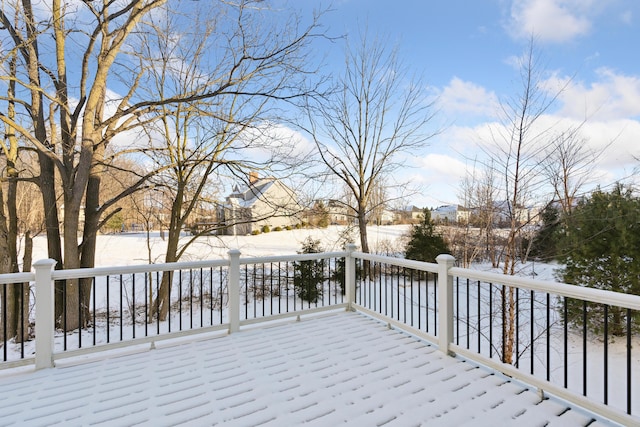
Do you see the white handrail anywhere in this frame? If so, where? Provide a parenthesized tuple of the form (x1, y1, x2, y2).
(354, 251, 439, 273)
(450, 266, 640, 311)
(51, 259, 230, 280)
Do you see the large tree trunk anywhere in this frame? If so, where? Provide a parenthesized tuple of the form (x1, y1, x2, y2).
(79, 172, 103, 327)
(61, 186, 83, 331)
(357, 206, 370, 254)
(5, 168, 32, 343)
(0, 188, 12, 342)
(20, 0, 64, 319)
(150, 190, 184, 321)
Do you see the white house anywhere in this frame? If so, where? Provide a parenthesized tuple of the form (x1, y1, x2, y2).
(325, 199, 351, 225)
(432, 205, 470, 224)
(222, 176, 302, 235)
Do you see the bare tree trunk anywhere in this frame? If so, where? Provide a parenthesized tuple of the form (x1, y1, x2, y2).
(0, 187, 13, 341)
(150, 185, 183, 321)
(79, 171, 103, 326)
(357, 206, 370, 254)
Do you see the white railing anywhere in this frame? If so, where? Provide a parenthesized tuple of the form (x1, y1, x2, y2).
(1, 250, 350, 369)
(1, 245, 639, 425)
(348, 245, 640, 426)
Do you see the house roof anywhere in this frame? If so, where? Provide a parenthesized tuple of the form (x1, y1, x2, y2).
(226, 177, 278, 208)
(0, 312, 613, 426)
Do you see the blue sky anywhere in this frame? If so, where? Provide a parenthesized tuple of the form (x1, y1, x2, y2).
(293, 0, 640, 208)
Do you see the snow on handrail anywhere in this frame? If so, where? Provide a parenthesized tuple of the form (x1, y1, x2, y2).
(449, 266, 640, 311)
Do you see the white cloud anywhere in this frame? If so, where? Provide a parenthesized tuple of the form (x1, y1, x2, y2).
(544, 68, 640, 121)
(505, 0, 595, 43)
(620, 10, 633, 25)
(579, 119, 640, 170)
(436, 78, 499, 119)
(408, 153, 469, 206)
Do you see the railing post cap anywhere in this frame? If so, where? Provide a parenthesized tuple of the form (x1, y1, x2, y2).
(345, 243, 358, 252)
(436, 254, 455, 264)
(33, 258, 57, 269)
(227, 249, 241, 256)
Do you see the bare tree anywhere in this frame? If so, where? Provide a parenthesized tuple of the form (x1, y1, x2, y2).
(0, 0, 323, 330)
(132, 2, 323, 320)
(304, 29, 437, 253)
(541, 127, 603, 219)
(478, 39, 569, 364)
(1, 0, 171, 330)
(0, 38, 36, 343)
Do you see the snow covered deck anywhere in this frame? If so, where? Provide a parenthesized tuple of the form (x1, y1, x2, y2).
(0, 311, 614, 426)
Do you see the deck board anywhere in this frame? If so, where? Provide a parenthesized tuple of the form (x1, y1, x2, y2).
(0, 312, 613, 426)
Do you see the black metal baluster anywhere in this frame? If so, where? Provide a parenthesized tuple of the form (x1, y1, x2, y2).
(530, 290, 534, 375)
(403, 268, 407, 324)
(489, 283, 492, 359)
(262, 263, 266, 315)
(384, 268, 393, 318)
(327, 259, 332, 307)
(583, 300, 588, 396)
(323, 258, 328, 307)
(156, 271, 160, 335)
(106, 275, 109, 344)
(168, 271, 173, 332)
(199, 269, 203, 327)
(410, 269, 415, 327)
(396, 266, 400, 321)
(546, 293, 550, 381)
(2, 283, 6, 361)
(63, 279, 68, 350)
(285, 262, 290, 312)
(178, 270, 183, 331)
(515, 287, 519, 368)
(277, 262, 282, 313)
(188, 269, 193, 329)
(78, 280, 82, 349)
(120, 274, 124, 340)
(500, 285, 504, 368)
(369, 262, 373, 310)
(245, 266, 249, 319)
(466, 278, 470, 350)
(144, 273, 148, 337)
(292, 261, 297, 312)
(253, 265, 257, 318)
(218, 267, 223, 324)
(373, 262, 377, 312)
(417, 271, 421, 330)
(93, 278, 97, 345)
(604, 304, 608, 405)
(456, 276, 459, 345)
(20, 283, 25, 358)
(434, 274, 437, 334)
(477, 280, 481, 353)
(424, 272, 428, 332)
(132, 274, 136, 339)
(564, 297, 568, 389)
(627, 308, 632, 415)
(376, 263, 385, 314)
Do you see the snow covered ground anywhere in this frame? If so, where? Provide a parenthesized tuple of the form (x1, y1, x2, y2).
(29, 225, 411, 266)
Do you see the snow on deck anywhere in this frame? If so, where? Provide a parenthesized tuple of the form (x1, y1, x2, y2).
(0, 312, 615, 426)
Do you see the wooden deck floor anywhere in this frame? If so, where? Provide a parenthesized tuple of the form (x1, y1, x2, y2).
(0, 312, 616, 426)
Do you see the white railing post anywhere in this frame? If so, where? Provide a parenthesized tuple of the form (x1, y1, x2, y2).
(228, 249, 241, 333)
(345, 244, 357, 310)
(34, 258, 57, 369)
(436, 254, 456, 355)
